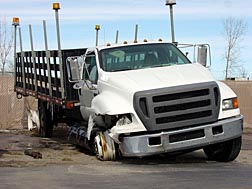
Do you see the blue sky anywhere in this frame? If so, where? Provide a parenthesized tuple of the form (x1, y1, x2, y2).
(1, 0, 251, 79)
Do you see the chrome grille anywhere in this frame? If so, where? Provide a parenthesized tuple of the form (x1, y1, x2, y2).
(133, 82, 220, 131)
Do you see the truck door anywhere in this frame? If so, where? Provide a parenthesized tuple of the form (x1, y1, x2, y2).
(79, 51, 98, 120)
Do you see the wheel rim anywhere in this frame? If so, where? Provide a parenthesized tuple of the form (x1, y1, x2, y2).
(94, 132, 116, 161)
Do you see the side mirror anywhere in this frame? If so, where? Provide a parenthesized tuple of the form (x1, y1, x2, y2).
(197, 45, 208, 67)
(66, 57, 82, 82)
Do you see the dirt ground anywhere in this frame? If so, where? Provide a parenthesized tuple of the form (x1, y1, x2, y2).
(0, 126, 252, 168)
(0, 126, 99, 168)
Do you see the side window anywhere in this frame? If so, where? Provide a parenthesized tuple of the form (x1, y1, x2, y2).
(83, 53, 97, 84)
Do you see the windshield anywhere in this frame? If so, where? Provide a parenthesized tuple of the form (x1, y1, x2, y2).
(100, 43, 191, 72)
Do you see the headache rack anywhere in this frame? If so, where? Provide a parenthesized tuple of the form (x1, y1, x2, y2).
(15, 48, 86, 107)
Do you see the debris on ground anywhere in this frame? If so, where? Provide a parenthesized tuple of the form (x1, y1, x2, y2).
(24, 149, 42, 159)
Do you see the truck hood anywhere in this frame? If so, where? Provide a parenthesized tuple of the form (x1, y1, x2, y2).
(99, 63, 216, 95)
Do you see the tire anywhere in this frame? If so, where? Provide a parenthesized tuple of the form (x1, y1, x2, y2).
(38, 100, 53, 138)
(203, 137, 242, 162)
(94, 131, 117, 161)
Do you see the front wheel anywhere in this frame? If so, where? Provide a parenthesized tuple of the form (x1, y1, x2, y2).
(94, 131, 117, 161)
(203, 137, 242, 162)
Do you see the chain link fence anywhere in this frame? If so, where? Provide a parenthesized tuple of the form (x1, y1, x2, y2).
(0, 74, 24, 129)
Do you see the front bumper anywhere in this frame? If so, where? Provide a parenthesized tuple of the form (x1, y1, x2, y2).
(119, 115, 243, 157)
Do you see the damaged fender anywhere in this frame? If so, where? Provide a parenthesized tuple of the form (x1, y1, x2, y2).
(91, 91, 133, 115)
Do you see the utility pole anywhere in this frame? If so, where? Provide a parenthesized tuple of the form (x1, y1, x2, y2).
(165, 0, 176, 43)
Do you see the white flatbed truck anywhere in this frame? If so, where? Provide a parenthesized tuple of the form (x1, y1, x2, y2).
(13, 4, 243, 162)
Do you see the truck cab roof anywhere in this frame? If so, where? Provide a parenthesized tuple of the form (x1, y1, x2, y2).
(96, 41, 171, 51)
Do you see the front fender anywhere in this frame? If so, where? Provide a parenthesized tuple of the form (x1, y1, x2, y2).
(217, 81, 240, 119)
(92, 91, 134, 115)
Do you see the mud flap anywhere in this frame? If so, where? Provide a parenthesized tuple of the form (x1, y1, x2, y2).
(27, 110, 40, 131)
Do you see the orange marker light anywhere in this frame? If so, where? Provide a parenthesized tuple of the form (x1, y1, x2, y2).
(12, 17, 20, 26)
(95, 25, 100, 31)
(53, 3, 60, 10)
(233, 97, 239, 109)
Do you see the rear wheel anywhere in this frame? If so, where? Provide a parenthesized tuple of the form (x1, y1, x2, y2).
(38, 100, 53, 138)
(203, 137, 242, 162)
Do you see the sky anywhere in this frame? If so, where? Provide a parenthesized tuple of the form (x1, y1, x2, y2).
(1, 0, 251, 80)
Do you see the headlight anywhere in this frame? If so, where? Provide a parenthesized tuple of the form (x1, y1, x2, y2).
(222, 97, 238, 110)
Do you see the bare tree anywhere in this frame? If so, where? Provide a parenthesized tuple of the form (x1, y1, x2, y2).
(238, 66, 248, 79)
(0, 18, 13, 75)
(223, 17, 247, 79)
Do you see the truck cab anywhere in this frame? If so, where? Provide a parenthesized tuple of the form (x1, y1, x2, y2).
(67, 41, 243, 161)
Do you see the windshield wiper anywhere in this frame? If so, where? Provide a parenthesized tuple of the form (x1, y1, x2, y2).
(151, 64, 164, 68)
(151, 63, 174, 68)
(112, 68, 132, 72)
